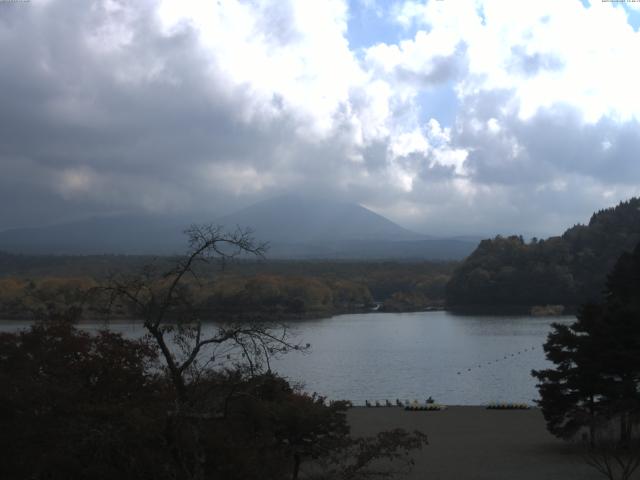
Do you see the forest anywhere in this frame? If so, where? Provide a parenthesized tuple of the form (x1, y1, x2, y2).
(446, 198, 640, 312)
(0, 255, 455, 320)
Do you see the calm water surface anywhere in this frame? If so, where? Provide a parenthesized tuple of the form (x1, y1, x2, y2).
(1, 311, 573, 405)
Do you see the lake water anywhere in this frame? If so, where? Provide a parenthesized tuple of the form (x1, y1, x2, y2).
(0, 311, 574, 406)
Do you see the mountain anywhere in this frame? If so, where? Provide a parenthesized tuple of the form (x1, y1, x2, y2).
(217, 195, 423, 243)
(0, 195, 478, 259)
(215, 195, 478, 259)
(446, 197, 640, 310)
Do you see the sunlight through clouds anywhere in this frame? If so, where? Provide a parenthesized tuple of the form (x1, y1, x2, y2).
(1, 0, 640, 236)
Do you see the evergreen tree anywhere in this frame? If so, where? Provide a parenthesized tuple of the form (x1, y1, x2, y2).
(532, 242, 640, 445)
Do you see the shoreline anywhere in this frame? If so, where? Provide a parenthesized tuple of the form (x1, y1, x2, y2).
(0, 305, 575, 323)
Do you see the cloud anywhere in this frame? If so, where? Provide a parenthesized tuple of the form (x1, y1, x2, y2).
(364, 30, 467, 87)
(0, 0, 639, 238)
(379, 0, 640, 233)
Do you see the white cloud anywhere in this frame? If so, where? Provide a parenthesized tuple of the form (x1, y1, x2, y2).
(397, 0, 640, 123)
(156, 0, 367, 139)
(2, 0, 640, 237)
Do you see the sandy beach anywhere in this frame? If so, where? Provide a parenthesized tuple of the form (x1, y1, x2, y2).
(348, 406, 626, 480)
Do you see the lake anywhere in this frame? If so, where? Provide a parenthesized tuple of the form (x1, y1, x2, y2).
(0, 311, 573, 405)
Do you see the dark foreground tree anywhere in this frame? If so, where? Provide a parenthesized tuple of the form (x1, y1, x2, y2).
(531, 303, 607, 441)
(0, 319, 427, 480)
(533, 242, 640, 478)
(0, 320, 167, 480)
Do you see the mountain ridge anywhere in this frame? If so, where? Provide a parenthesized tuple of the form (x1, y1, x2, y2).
(217, 194, 426, 243)
(0, 195, 477, 259)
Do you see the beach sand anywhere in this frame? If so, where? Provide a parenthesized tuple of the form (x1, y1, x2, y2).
(348, 406, 624, 480)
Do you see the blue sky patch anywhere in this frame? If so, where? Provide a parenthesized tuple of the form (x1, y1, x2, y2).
(347, 0, 417, 50)
(416, 83, 459, 128)
(623, 5, 640, 31)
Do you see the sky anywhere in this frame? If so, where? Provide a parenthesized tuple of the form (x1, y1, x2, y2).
(1, 0, 640, 237)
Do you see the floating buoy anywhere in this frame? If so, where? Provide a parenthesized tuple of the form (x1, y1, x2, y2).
(486, 402, 530, 410)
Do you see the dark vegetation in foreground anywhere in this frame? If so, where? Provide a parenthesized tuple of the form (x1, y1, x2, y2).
(448, 198, 640, 312)
(533, 241, 640, 480)
(0, 225, 428, 480)
(0, 253, 455, 320)
(0, 323, 426, 480)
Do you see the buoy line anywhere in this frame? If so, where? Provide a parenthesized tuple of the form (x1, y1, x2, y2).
(455, 345, 539, 376)
(338, 345, 544, 407)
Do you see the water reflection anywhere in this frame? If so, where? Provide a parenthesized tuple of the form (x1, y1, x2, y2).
(0, 311, 574, 405)
(271, 312, 574, 405)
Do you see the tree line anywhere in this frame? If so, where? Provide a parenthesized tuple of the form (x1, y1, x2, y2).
(446, 198, 640, 311)
(0, 258, 455, 320)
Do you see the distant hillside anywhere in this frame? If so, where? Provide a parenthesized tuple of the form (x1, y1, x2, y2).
(219, 195, 423, 243)
(446, 198, 640, 311)
(0, 195, 477, 259)
(0, 215, 188, 255)
(218, 195, 476, 260)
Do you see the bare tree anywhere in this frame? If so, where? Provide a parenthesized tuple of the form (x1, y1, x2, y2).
(583, 442, 640, 480)
(96, 224, 428, 480)
(99, 224, 305, 479)
(581, 423, 640, 480)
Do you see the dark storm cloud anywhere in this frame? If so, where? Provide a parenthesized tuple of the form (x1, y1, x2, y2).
(0, 0, 358, 228)
(452, 91, 640, 188)
(516, 112, 640, 184)
(0, 0, 217, 224)
(359, 141, 389, 172)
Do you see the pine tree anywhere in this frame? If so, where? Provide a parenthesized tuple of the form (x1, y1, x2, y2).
(532, 242, 640, 445)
